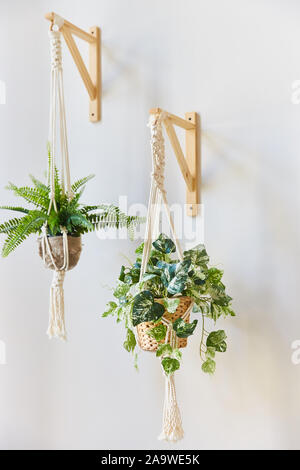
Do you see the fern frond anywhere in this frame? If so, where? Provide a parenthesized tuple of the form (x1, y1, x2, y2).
(71, 174, 95, 193)
(2, 211, 47, 257)
(80, 204, 118, 216)
(0, 206, 29, 214)
(54, 166, 62, 203)
(29, 175, 49, 192)
(69, 188, 84, 210)
(86, 213, 102, 226)
(86, 205, 144, 233)
(0, 217, 24, 234)
(46, 143, 62, 203)
(128, 224, 134, 241)
(79, 205, 107, 215)
(6, 183, 49, 210)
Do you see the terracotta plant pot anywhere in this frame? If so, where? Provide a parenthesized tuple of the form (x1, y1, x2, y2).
(37, 235, 82, 271)
(137, 296, 193, 352)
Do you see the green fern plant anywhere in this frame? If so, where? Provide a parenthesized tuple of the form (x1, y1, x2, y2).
(0, 172, 143, 257)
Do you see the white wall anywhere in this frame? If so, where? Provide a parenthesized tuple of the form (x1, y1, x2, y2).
(0, 0, 299, 450)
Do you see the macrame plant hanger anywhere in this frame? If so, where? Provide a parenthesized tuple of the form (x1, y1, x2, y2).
(41, 15, 74, 340)
(41, 13, 101, 340)
(140, 108, 199, 442)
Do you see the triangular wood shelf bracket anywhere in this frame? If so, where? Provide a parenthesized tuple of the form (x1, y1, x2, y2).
(149, 108, 200, 216)
(45, 12, 101, 122)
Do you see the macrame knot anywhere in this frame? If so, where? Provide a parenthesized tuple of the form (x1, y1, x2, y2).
(149, 113, 167, 194)
(48, 269, 67, 340)
(66, 189, 74, 201)
(151, 170, 165, 194)
(51, 269, 66, 289)
(49, 30, 62, 70)
(158, 373, 184, 442)
(49, 190, 56, 205)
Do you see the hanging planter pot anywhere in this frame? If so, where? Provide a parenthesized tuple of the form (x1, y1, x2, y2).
(37, 235, 82, 271)
(0, 17, 143, 341)
(137, 296, 192, 352)
(0, 175, 141, 342)
(103, 111, 236, 443)
(0, 167, 141, 340)
(37, 234, 83, 341)
(103, 233, 235, 442)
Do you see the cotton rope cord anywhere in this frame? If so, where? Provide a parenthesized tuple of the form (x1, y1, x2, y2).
(48, 27, 73, 202)
(140, 112, 183, 279)
(158, 301, 194, 442)
(141, 111, 193, 442)
(160, 301, 193, 347)
(41, 17, 73, 340)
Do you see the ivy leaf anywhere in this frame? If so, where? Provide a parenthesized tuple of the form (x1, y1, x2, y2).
(132, 291, 165, 326)
(123, 328, 136, 353)
(173, 348, 182, 361)
(183, 244, 209, 267)
(113, 282, 130, 299)
(148, 248, 172, 266)
(216, 341, 227, 353)
(124, 274, 133, 284)
(142, 273, 158, 282)
(127, 263, 141, 284)
(208, 285, 232, 307)
(206, 346, 216, 358)
(152, 233, 176, 254)
(156, 343, 173, 357)
(207, 267, 223, 283)
(189, 266, 206, 285)
(206, 330, 226, 346)
(167, 276, 187, 295)
(206, 330, 227, 352)
(162, 298, 180, 314)
(147, 324, 167, 341)
(116, 307, 124, 323)
(222, 306, 236, 317)
(167, 260, 191, 295)
(210, 303, 223, 321)
(202, 358, 216, 374)
(157, 261, 177, 287)
(102, 301, 118, 317)
(186, 288, 210, 309)
(173, 318, 198, 338)
(135, 242, 144, 255)
(119, 266, 126, 282)
(161, 357, 180, 375)
(178, 259, 192, 273)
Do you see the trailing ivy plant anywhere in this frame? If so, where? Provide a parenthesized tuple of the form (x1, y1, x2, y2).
(103, 233, 235, 375)
(0, 169, 142, 257)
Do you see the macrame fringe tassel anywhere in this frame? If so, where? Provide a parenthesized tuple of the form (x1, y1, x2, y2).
(47, 269, 67, 341)
(158, 374, 184, 442)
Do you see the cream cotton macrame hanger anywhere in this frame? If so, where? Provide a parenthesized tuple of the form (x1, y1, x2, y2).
(140, 111, 194, 442)
(140, 112, 183, 277)
(41, 15, 74, 340)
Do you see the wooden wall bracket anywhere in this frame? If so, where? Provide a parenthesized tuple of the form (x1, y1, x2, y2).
(149, 108, 200, 216)
(45, 12, 101, 122)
